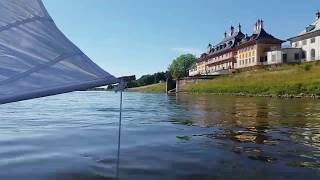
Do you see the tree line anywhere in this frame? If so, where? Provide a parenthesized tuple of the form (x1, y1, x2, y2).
(126, 54, 197, 88)
(127, 72, 168, 88)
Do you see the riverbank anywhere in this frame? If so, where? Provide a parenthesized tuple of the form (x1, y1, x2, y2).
(184, 62, 320, 97)
(128, 62, 320, 97)
(128, 83, 165, 93)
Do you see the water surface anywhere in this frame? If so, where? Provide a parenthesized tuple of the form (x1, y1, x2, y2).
(0, 92, 319, 179)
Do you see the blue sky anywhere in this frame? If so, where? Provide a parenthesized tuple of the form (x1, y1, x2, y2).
(43, 0, 319, 77)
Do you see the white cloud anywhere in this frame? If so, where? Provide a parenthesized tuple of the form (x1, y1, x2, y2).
(171, 47, 203, 57)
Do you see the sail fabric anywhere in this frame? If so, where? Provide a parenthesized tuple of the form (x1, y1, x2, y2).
(0, 0, 118, 104)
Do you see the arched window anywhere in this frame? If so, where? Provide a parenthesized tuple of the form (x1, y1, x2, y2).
(302, 51, 306, 59)
(311, 49, 316, 60)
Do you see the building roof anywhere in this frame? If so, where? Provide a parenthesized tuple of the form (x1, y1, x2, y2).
(238, 27, 284, 46)
(288, 12, 320, 41)
(198, 20, 284, 62)
(208, 30, 245, 55)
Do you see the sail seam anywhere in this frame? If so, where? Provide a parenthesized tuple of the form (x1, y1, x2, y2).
(0, 15, 53, 33)
(0, 52, 83, 86)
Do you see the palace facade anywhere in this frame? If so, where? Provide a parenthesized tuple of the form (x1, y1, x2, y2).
(190, 20, 284, 76)
(288, 12, 320, 62)
(190, 12, 320, 77)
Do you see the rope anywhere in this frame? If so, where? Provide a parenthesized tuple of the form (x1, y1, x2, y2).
(116, 81, 124, 179)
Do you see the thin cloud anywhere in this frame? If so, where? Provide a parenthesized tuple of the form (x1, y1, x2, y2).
(171, 47, 203, 57)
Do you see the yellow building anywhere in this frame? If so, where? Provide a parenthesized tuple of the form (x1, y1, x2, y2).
(189, 20, 284, 76)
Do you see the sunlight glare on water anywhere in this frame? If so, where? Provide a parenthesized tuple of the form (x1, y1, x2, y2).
(0, 91, 319, 180)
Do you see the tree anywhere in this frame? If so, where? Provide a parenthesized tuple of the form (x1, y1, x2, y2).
(168, 54, 197, 79)
(126, 71, 168, 88)
(154, 72, 167, 83)
(137, 75, 154, 86)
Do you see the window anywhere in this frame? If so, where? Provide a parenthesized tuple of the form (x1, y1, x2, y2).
(282, 54, 287, 63)
(311, 38, 316, 44)
(294, 53, 300, 60)
(302, 51, 306, 59)
(311, 49, 316, 60)
(272, 54, 276, 62)
(260, 56, 264, 62)
(302, 40, 307, 45)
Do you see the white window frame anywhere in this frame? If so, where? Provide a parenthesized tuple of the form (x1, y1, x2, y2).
(302, 40, 307, 45)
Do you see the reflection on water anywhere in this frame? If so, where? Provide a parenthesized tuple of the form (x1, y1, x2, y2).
(174, 94, 320, 170)
(0, 92, 319, 179)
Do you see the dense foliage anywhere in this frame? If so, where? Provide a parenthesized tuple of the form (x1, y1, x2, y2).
(168, 54, 197, 79)
(127, 54, 197, 89)
(127, 71, 167, 88)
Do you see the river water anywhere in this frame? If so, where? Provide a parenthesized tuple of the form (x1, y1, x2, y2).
(0, 91, 319, 180)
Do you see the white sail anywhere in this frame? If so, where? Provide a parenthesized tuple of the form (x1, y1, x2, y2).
(0, 0, 118, 104)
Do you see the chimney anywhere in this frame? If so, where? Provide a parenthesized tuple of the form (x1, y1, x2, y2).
(260, 19, 264, 29)
(254, 22, 258, 32)
(254, 19, 262, 33)
(230, 25, 235, 35)
(207, 43, 212, 52)
(238, 23, 242, 32)
(317, 11, 320, 20)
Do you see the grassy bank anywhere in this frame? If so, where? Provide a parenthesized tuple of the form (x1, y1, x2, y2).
(186, 62, 320, 96)
(128, 83, 165, 93)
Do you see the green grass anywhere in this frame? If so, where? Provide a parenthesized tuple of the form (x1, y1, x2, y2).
(128, 83, 166, 93)
(186, 62, 320, 96)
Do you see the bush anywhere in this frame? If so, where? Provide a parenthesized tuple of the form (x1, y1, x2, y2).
(304, 64, 312, 71)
